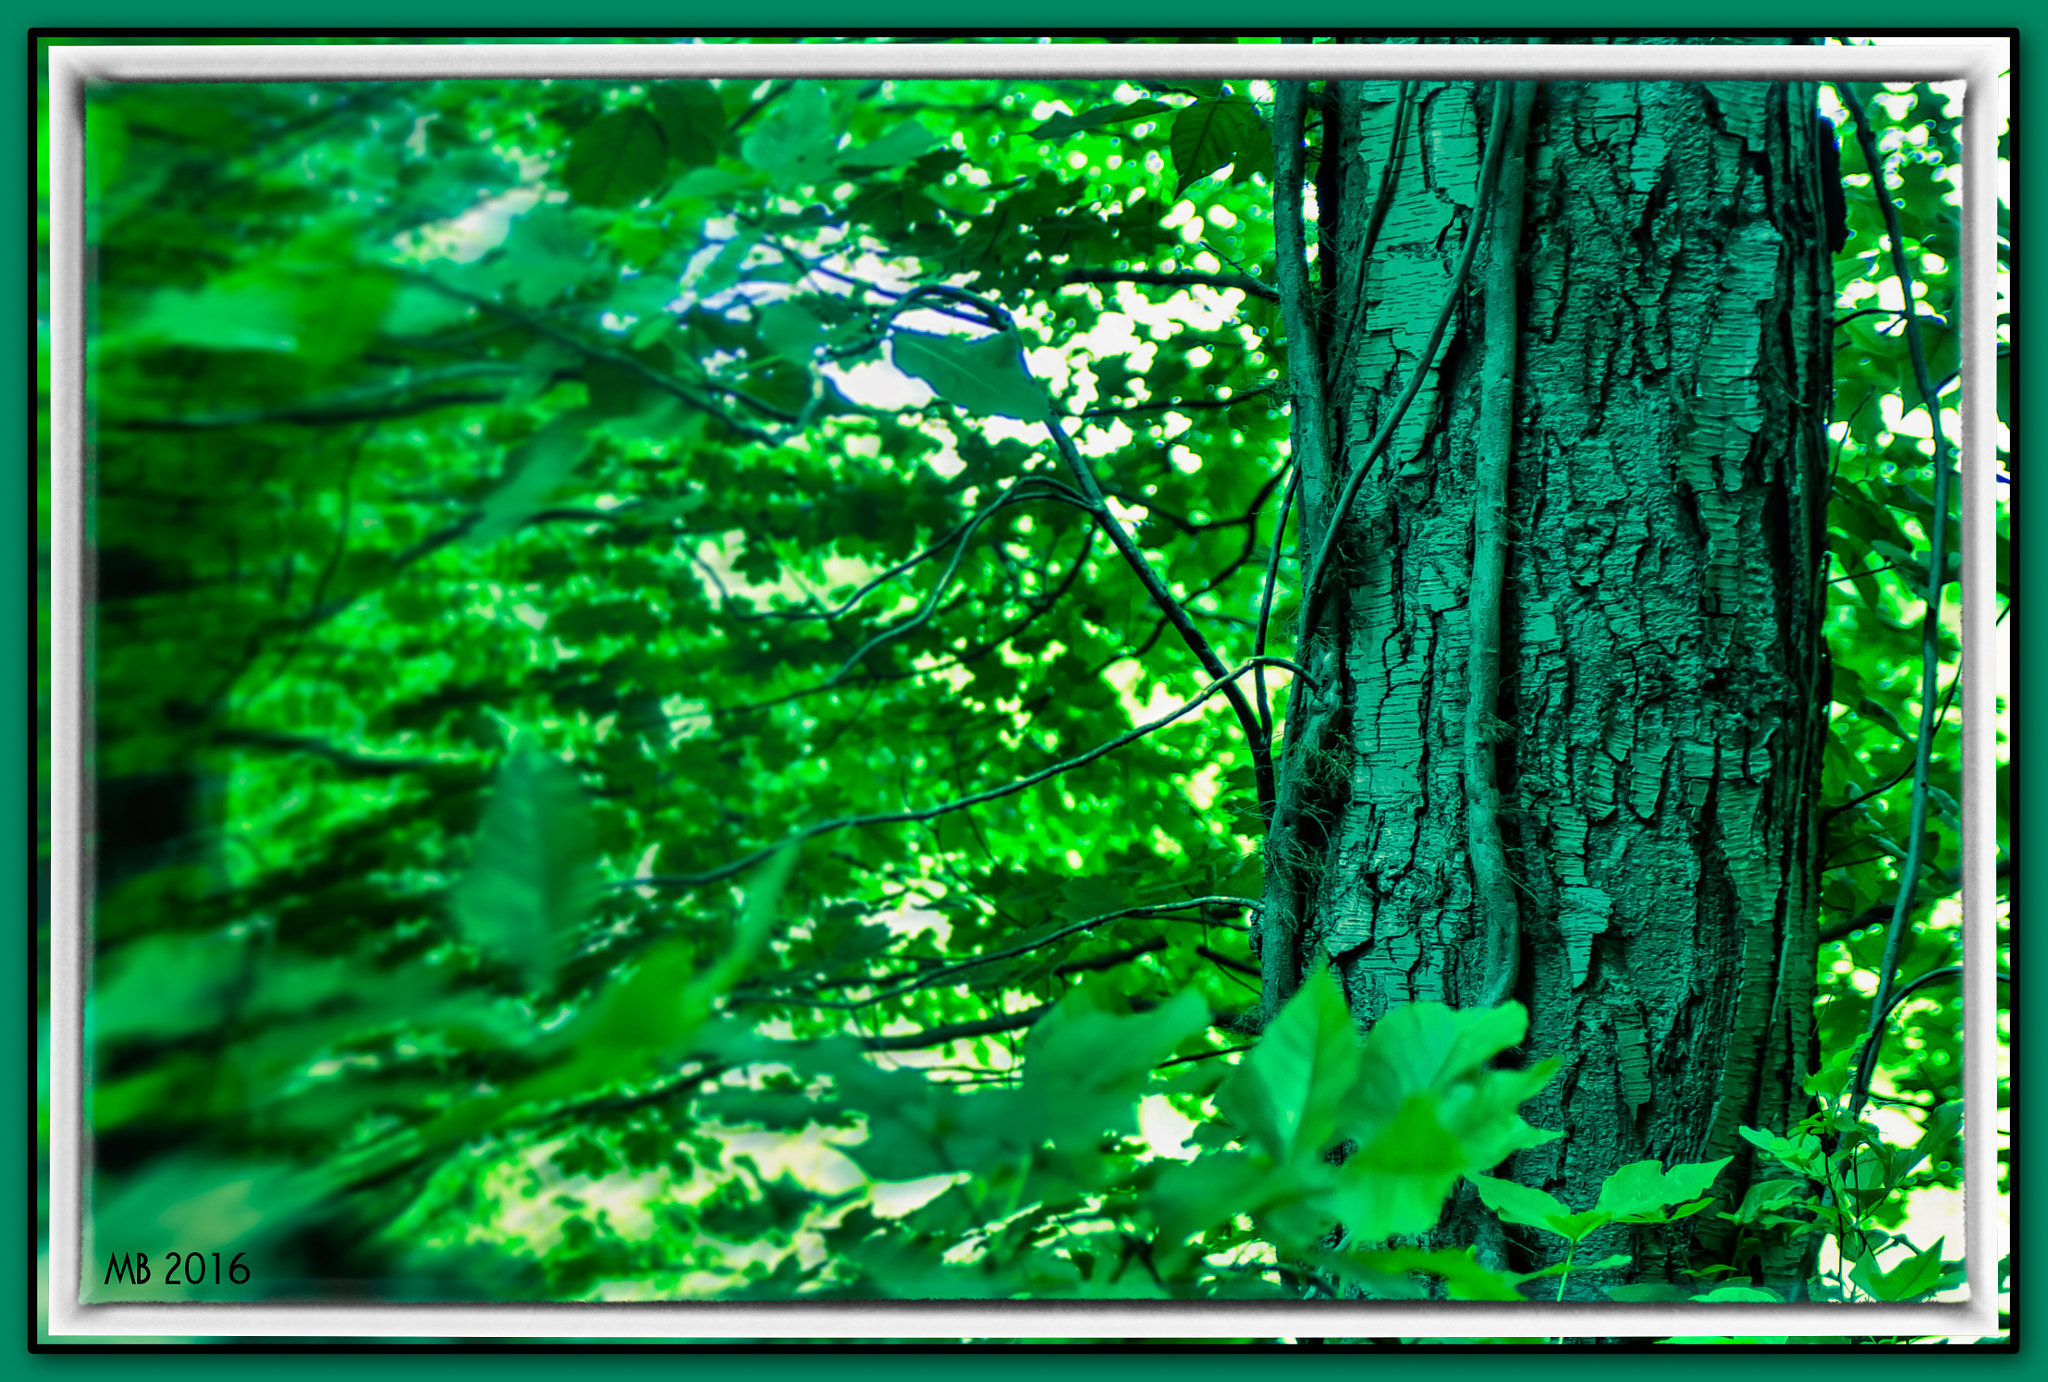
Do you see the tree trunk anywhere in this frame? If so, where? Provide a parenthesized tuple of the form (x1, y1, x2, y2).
(1258, 53, 1833, 1297)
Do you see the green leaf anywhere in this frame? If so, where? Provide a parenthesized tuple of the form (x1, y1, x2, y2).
(469, 411, 596, 545)
(568, 939, 705, 1065)
(449, 741, 599, 990)
(1691, 1284, 1783, 1303)
(648, 81, 724, 167)
(1214, 965, 1360, 1162)
(1592, 1156, 1732, 1220)
(610, 273, 681, 347)
(382, 283, 475, 337)
(1027, 99, 1174, 140)
(1017, 986, 1209, 1154)
(1053, 873, 1127, 924)
(840, 120, 934, 171)
(1913, 1098, 1965, 1170)
(1327, 1093, 1473, 1243)
(562, 106, 669, 208)
(1607, 1282, 1697, 1303)
(890, 328, 1051, 423)
(486, 205, 606, 307)
(742, 82, 838, 187)
(1467, 1171, 1573, 1235)
(1357, 998, 1528, 1095)
(1514, 1252, 1631, 1283)
(1170, 99, 1263, 197)
(1321, 1245, 1527, 1302)
(1723, 1178, 1810, 1225)
(1740, 1124, 1827, 1176)
(1149, 1150, 1279, 1250)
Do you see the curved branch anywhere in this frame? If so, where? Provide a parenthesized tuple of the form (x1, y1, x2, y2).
(1044, 416, 1278, 824)
(701, 523, 1096, 723)
(1858, 966, 2011, 1098)
(626, 658, 1309, 891)
(729, 896, 1259, 1012)
(401, 269, 790, 444)
(208, 725, 456, 779)
(814, 481, 1090, 685)
(1195, 943, 1260, 979)
(727, 477, 1091, 625)
(1062, 268, 1280, 304)
(1323, 80, 1416, 399)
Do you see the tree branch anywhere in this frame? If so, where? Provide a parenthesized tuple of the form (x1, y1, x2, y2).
(1253, 466, 1300, 747)
(1078, 383, 1278, 420)
(1052, 937, 1168, 977)
(730, 897, 1260, 1012)
(626, 658, 1310, 892)
(401, 269, 790, 444)
(701, 524, 1097, 723)
(1062, 268, 1279, 304)
(1044, 415, 1278, 824)
(1838, 80, 1962, 1119)
(1195, 943, 1260, 979)
(208, 725, 458, 778)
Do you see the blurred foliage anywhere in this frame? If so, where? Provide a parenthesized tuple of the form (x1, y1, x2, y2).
(36, 37, 2005, 1327)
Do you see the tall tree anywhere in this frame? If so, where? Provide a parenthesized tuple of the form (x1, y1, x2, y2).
(1256, 62, 1833, 1295)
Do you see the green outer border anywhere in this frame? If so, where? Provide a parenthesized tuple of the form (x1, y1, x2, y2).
(13, 2, 2028, 1372)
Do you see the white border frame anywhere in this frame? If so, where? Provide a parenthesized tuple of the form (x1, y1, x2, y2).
(45, 37, 2008, 1341)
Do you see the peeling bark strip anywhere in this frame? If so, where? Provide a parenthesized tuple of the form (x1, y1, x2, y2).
(1275, 42, 1829, 1297)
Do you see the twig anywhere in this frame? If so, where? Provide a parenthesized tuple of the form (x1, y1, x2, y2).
(400, 269, 790, 444)
(1195, 943, 1261, 979)
(1042, 413, 1278, 824)
(625, 658, 1312, 891)
(729, 898, 1253, 1012)
(814, 477, 1086, 686)
(1253, 467, 1300, 747)
(1062, 268, 1280, 304)
(1837, 81, 1961, 1119)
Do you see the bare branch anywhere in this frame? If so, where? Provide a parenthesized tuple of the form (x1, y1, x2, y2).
(1062, 268, 1279, 304)
(729, 896, 1261, 1012)
(625, 659, 1307, 891)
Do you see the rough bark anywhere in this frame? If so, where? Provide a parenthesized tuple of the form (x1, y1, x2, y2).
(1263, 48, 1832, 1297)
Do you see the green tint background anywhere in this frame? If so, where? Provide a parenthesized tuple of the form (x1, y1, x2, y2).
(15, 1, 2029, 1367)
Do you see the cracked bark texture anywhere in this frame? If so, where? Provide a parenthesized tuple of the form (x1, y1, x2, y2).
(1269, 48, 1832, 1298)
